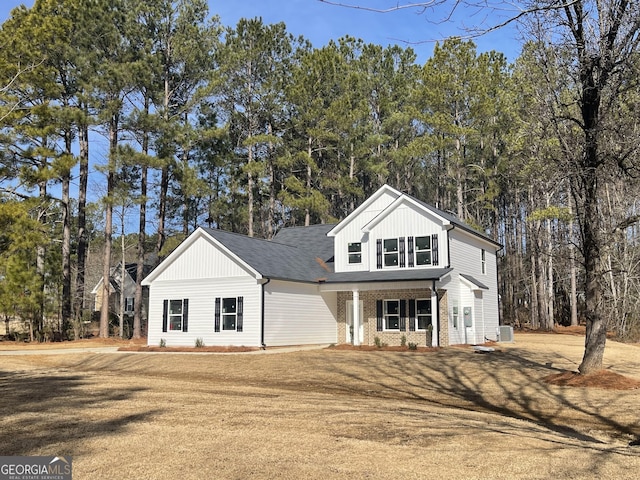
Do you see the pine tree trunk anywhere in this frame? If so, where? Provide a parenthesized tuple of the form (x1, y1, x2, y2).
(61, 130, 72, 338)
(100, 115, 118, 338)
(74, 120, 89, 338)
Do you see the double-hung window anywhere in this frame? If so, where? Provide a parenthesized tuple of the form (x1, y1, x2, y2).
(169, 300, 184, 330)
(383, 239, 399, 267)
(481, 249, 486, 274)
(415, 236, 432, 266)
(222, 297, 237, 330)
(124, 297, 134, 313)
(162, 298, 189, 332)
(415, 299, 432, 330)
(215, 296, 244, 332)
(384, 300, 400, 330)
(348, 242, 362, 264)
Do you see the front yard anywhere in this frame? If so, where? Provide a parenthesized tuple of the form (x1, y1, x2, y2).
(1, 333, 639, 479)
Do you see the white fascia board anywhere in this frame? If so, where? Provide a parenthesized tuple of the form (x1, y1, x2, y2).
(361, 194, 450, 233)
(90, 277, 104, 295)
(327, 184, 402, 237)
(141, 227, 262, 285)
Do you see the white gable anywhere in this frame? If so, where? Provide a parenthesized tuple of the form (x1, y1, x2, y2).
(327, 184, 401, 238)
(142, 229, 258, 285)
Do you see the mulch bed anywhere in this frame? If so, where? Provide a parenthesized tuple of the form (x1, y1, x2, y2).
(543, 370, 640, 390)
(117, 345, 258, 353)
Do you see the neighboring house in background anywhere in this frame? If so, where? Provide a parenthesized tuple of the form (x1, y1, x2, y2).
(142, 184, 502, 348)
(91, 263, 149, 321)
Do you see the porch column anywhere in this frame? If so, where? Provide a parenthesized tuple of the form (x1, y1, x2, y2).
(431, 284, 439, 347)
(352, 289, 360, 346)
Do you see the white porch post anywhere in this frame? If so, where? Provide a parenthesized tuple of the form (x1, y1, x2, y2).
(431, 286, 438, 346)
(352, 289, 360, 346)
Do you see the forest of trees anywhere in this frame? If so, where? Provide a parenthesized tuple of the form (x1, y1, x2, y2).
(1, 0, 640, 373)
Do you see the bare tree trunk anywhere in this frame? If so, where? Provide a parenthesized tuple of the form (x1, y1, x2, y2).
(119, 209, 125, 339)
(74, 120, 89, 338)
(568, 194, 578, 326)
(134, 97, 149, 340)
(61, 128, 73, 339)
(100, 115, 118, 338)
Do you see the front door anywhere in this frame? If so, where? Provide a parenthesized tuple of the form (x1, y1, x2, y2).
(346, 300, 364, 344)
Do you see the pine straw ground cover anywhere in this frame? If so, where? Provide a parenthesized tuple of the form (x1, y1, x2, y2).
(1, 334, 640, 479)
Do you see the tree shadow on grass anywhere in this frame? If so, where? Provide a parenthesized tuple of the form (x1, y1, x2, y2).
(0, 368, 157, 456)
(309, 346, 640, 447)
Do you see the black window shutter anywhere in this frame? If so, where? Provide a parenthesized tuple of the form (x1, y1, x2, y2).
(236, 296, 244, 332)
(162, 299, 168, 333)
(182, 299, 189, 332)
(432, 234, 439, 265)
(376, 239, 382, 269)
(214, 297, 221, 332)
(408, 237, 414, 268)
(409, 299, 416, 332)
(399, 299, 407, 331)
(376, 300, 383, 331)
(399, 237, 406, 268)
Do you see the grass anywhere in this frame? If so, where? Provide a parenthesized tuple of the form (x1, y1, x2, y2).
(1, 333, 640, 479)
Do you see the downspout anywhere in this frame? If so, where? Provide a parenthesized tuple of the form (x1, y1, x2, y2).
(433, 279, 440, 347)
(261, 278, 271, 349)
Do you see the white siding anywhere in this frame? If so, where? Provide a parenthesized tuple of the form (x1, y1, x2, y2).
(147, 277, 262, 347)
(263, 280, 337, 346)
(333, 190, 397, 272)
(367, 203, 448, 271)
(151, 234, 252, 282)
(448, 228, 500, 345)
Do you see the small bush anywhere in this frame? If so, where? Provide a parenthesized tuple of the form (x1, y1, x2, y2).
(195, 337, 205, 348)
(408, 342, 418, 350)
(374, 336, 382, 348)
(400, 335, 407, 347)
(159, 338, 166, 348)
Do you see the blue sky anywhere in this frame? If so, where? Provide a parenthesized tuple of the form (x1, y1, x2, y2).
(1, 0, 523, 64)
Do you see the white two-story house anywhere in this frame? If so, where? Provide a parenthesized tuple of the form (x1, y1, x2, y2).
(142, 185, 502, 348)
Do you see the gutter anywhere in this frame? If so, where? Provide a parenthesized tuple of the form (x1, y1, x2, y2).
(433, 279, 440, 347)
(261, 278, 270, 349)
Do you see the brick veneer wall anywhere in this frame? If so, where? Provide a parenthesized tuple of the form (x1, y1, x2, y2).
(337, 288, 450, 347)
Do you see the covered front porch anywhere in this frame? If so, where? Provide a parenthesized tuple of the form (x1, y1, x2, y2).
(320, 281, 449, 347)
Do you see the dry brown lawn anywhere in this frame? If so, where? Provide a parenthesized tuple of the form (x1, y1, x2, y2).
(1, 333, 640, 479)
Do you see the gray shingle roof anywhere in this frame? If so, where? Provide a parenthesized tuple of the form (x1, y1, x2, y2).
(202, 227, 331, 283)
(272, 224, 336, 261)
(460, 274, 489, 290)
(412, 198, 501, 247)
(324, 268, 453, 284)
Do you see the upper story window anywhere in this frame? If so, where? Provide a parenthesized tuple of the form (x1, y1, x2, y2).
(348, 242, 362, 264)
(415, 236, 432, 265)
(124, 297, 134, 313)
(376, 234, 438, 269)
(481, 249, 486, 274)
(383, 238, 399, 267)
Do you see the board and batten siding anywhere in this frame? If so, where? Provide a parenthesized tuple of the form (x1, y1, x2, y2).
(332, 190, 397, 273)
(150, 234, 251, 282)
(147, 277, 262, 347)
(448, 228, 500, 344)
(263, 280, 337, 346)
(366, 203, 447, 270)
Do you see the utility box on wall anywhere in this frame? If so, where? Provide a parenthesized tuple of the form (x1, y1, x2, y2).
(463, 307, 472, 327)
